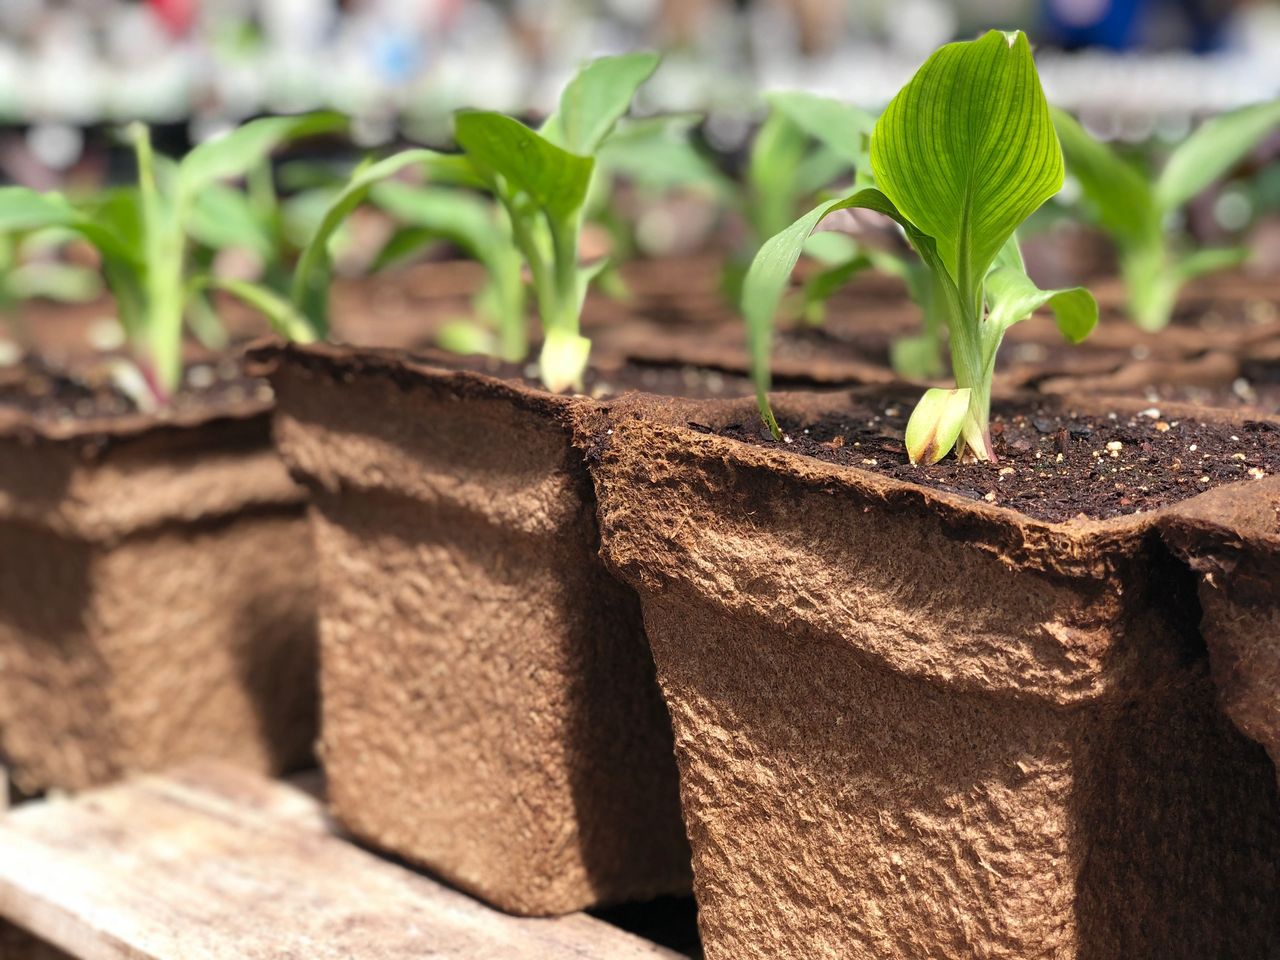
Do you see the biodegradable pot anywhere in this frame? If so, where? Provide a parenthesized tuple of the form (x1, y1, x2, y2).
(254, 342, 691, 917)
(1162, 479, 1280, 790)
(575, 389, 1280, 959)
(0, 401, 316, 794)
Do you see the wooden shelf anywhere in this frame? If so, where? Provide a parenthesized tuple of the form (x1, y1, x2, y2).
(0, 763, 687, 960)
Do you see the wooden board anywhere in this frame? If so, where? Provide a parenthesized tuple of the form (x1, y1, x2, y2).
(0, 763, 685, 960)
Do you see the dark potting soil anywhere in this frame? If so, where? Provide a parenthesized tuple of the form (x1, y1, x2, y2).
(710, 398, 1280, 524)
(0, 355, 271, 425)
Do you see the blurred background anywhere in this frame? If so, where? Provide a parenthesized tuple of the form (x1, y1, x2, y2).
(1, 1, 1278, 282)
(1, 1, 1278, 161)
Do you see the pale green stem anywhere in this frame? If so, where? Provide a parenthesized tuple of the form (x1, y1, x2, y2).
(133, 124, 186, 399)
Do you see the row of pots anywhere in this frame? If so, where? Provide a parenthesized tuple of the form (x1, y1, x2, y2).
(1, 265, 1278, 958)
(246, 340, 1280, 958)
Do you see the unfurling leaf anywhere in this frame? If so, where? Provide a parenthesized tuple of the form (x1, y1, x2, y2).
(905, 387, 971, 465)
(984, 267, 1098, 343)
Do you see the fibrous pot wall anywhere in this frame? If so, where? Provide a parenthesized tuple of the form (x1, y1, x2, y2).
(0, 413, 317, 793)
(264, 345, 691, 916)
(577, 392, 1280, 959)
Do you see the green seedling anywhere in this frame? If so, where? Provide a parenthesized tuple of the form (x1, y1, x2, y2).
(741, 91, 951, 380)
(747, 91, 874, 243)
(370, 178, 528, 362)
(0, 114, 340, 403)
(295, 51, 661, 392)
(364, 111, 720, 361)
(743, 30, 1097, 463)
(587, 112, 729, 285)
(1053, 99, 1280, 330)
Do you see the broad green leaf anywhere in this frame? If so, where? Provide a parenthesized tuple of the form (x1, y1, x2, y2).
(455, 111, 595, 223)
(187, 183, 274, 259)
(540, 52, 661, 155)
(1174, 245, 1249, 281)
(1156, 99, 1280, 213)
(1051, 107, 1159, 248)
(872, 31, 1063, 293)
(293, 149, 453, 336)
(211, 277, 316, 342)
(985, 266, 1097, 342)
(905, 387, 971, 464)
(179, 113, 345, 195)
(765, 91, 875, 169)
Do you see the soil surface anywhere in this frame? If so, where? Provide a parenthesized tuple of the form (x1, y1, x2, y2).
(710, 397, 1280, 523)
(0, 356, 271, 424)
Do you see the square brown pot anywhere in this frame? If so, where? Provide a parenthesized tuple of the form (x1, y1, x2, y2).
(1163, 478, 1280, 790)
(0, 403, 316, 794)
(255, 343, 691, 916)
(576, 389, 1280, 959)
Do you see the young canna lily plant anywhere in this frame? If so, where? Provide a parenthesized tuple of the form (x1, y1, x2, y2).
(743, 30, 1098, 464)
(292, 52, 661, 392)
(761, 91, 953, 379)
(0, 114, 340, 405)
(1052, 99, 1280, 331)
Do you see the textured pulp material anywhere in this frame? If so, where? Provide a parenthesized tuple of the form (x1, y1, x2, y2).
(258, 343, 691, 917)
(1164, 482, 1280, 791)
(0, 403, 317, 793)
(576, 389, 1280, 960)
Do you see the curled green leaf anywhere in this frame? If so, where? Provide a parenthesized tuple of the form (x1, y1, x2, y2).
(905, 387, 971, 465)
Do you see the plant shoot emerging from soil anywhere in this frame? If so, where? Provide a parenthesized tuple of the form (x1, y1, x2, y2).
(294, 52, 660, 392)
(743, 30, 1098, 463)
(1053, 99, 1280, 332)
(0, 115, 340, 405)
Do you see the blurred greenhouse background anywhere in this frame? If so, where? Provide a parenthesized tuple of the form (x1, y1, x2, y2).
(1, 1, 1277, 259)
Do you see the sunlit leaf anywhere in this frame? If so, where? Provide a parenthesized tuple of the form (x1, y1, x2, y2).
(872, 31, 1063, 293)
(455, 111, 594, 223)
